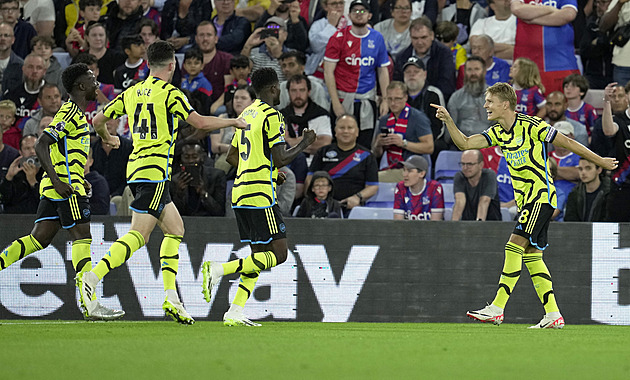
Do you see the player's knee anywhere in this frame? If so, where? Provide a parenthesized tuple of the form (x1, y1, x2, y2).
(273, 250, 288, 265)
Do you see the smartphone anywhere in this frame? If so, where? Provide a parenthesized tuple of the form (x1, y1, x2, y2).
(20, 156, 40, 167)
(260, 28, 280, 40)
(180, 164, 202, 187)
(380, 127, 390, 136)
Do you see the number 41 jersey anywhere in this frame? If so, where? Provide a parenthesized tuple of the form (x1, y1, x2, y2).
(103, 76, 194, 183)
(231, 99, 286, 209)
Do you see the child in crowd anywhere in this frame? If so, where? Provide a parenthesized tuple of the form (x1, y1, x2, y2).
(510, 57, 546, 118)
(181, 48, 213, 115)
(0, 100, 20, 150)
(140, 0, 161, 29)
(114, 34, 149, 93)
(296, 171, 342, 218)
(211, 55, 252, 116)
(394, 155, 444, 220)
(436, 21, 467, 71)
(563, 74, 598, 136)
(65, 0, 104, 57)
(31, 36, 64, 95)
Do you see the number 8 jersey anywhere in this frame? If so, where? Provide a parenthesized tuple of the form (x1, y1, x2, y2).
(103, 76, 194, 183)
(231, 99, 286, 209)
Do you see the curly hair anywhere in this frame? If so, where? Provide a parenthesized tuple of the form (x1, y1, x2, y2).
(62, 63, 90, 94)
(251, 67, 278, 95)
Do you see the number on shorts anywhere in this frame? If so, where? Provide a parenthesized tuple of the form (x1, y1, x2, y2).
(518, 209, 530, 224)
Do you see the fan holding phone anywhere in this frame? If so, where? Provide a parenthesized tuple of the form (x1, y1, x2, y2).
(241, 17, 289, 80)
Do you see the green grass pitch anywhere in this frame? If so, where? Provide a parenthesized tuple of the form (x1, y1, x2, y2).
(1, 321, 629, 379)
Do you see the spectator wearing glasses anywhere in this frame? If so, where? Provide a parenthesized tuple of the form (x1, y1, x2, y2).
(305, 0, 346, 77)
(451, 149, 501, 221)
(0, 0, 37, 59)
(374, 0, 412, 56)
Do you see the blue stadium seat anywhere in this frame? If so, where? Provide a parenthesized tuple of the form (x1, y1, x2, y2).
(109, 202, 117, 216)
(444, 207, 452, 221)
(348, 206, 393, 219)
(501, 207, 514, 221)
(441, 182, 455, 209)
(434, 151, 462, 183)
(366, 182, 396, 208)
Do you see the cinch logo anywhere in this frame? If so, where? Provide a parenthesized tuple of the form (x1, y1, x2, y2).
(497, 174, 512, 184)
(17, 107, 35, 117)
(345, 54, 375, 66)
(407, 211, 431, 220)
(515, 104, 527, 113)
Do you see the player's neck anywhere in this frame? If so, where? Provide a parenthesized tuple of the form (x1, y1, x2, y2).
(499, 111, 516, 131)
(69, 93, 88, 112)
(150, 69, 171, 83)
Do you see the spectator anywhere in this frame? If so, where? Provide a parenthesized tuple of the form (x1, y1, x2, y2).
(447, 56, 489, 138)
(510, 57, 546, 117)
(563, 73, 599, 136)
(2, 53, 45, 129)
(114, 34, 149, 93)
(324, 0, 390, 148)
(22, 83, 61, 137)
(548, 121, 580, 221)
(602, 80, 630, 222)
(307, 114, 378, 216)
(435, 20, 467, 71)
(451, 149, 501, 221)
(37, 115, 53, 135)
(160, 0, 212, 52)
(211, 54, 251, 116)
(139, 0, 161, 28)
(21, 0, 56, 38)
(0, 134, 42, 214)
(137, 17, 159, 48)
(393, 155, 444, 220)
(470, 0, 516, 61)
(213, 0, 252, 55)
(84, 148, 111, 215)
(296, 170, 342, 218)
(278, 50, 328, 110)
(0, 22, 23, 93)
(280, 74, 332, 158)
(71, 52, 117, 125)
(579, 0, 613, 89)
(84, 22, 125, 85)
(30, 36, 64, 96)
(0, 99, 19, 149)
(467, 35, 511, 87)
(286, 150, 307, 203)
(511, 0, 580, 93)
(170, 141, 226, 216)
(64, 0, 104, 58)
(394, 16, 456, 101)
(243, 16, 291, 82)
(103, 0, 144, 54)
(255, 0, 309, 53)
(0, 100, 19, 174)
(373, 81, 433, 182)
(374, 0, 412, 56)
(545, 91, 590, 147)
(90, 118, 133, 197)
(439, 0, 487, 45)
(181, 47, 213, 113)
(234, 0, 269, 22)
(402, 56, 449, 162)
(591, 82, 627, 157)
(0, 0, 37, 59)
(564, 157, 610, 221)
(276, 165, 296, 216)
(305, 0, 346, 77)
(600, 0, 630, 86)
(194, 21, 233, 104)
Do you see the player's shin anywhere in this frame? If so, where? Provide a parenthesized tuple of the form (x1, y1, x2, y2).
(491, 242, 524, 309)
(0, 235, 43, 271)
(72, 238, 92, 274)
(93, 230, 145, 280)
(524, 251, 559, 313)
(232, 271, 260, 307)
(160, 234, 182, 298)
(222, 251, 278, 275)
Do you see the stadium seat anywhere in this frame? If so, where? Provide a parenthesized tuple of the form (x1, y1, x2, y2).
(441, 182, 455, 209)
(109, 202, 117, 216)
(347, 206, 393, 219)
(584, 89, 605, 115)
(434, 151, 462, 183)
(366, 182, 396, 208)
(500, 207, 514, 221)
(444, 207, 452, 221)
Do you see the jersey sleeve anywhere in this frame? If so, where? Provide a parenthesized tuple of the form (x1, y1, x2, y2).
(558, 0, 578, 10)
(376, 33, 391, 67)
(431, 182, 445, 211)
(534, 119, 557, 143)
(393, 182, 405, 211)
(365, 153, 379, 186)
(482, 125, 499, 147)
(267, 111, 286, 148)
(102, 92, 127, 120)
(324, 31, 343, 62)
(167, 89, 194, 120)
(453, 171, 466, 194)
(534, 88, 546, 108)
(45, 111, 75, 141)
(480, 170, 498, 198)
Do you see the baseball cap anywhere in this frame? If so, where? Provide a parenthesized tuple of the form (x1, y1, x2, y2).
(349, 0, 369, 10)
(403, 56, 426, 71)
(265, 16, 287, 31)
(402, 155, 429, 173)
(554, 121, 574, 136)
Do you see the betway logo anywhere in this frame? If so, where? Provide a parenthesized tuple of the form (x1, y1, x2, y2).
(345, 54, 375, 67)
(0, 222, 379, 322)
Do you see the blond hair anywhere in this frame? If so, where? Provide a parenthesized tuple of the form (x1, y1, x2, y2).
(512, 57, 545, 94)
(486, 82, 517, 111)
(0, 99, 17, 114)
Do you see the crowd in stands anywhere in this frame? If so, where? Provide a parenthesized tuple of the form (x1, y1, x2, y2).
(0, 0, 629, 222)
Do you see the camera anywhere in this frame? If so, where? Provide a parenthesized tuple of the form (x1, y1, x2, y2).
(20, 156, 40, 167)
(380, 127, 390, 136)
(260, 28, 280, 40)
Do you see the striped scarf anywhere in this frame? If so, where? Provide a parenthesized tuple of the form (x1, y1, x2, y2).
(385, 104, 411, 169)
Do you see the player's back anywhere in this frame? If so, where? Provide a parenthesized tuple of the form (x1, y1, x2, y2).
(232, 99, 286, 209)
(103, 76, 193, 184)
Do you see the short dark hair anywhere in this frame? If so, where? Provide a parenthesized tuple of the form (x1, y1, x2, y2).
(279, 50, 306, 66)
(62, 63, 90, 94)
(79, 0, 102, 10)
(38, 83, 61, 99)
(196, 20, 217, 35)
(435, 21, 458, 44)
(230, 54, 250, 69)
(122, 34, 143, 51)
(30, 35, 55, 50)
(562, 74, 590, 99)
(466, 55, 486, 69)
(184, 47, 203, 63)
(147, 40, 175, 68)
(410, 16, 432, 33)
(286, 74, 311, 91)
(19, 134, 38, 151)
(71, 52, 98, 66)
(251, 67, 278, 95)
(136, 18, 158, 37)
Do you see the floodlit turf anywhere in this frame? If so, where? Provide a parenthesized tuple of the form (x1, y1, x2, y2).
(1, 321, 629, 379)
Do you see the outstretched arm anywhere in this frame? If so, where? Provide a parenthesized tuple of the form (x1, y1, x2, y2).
(553, 132, 618, 170)
(186, 111, 247, 132)
(271, 129, 317, 168)
(431, 104, 489, 150)
(92, 111, 121, 149)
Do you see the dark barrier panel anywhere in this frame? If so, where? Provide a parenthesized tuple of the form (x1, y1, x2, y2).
(1, 216, 628, 325)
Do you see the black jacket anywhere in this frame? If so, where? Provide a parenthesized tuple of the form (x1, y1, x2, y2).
(564, 177, 610, 222)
